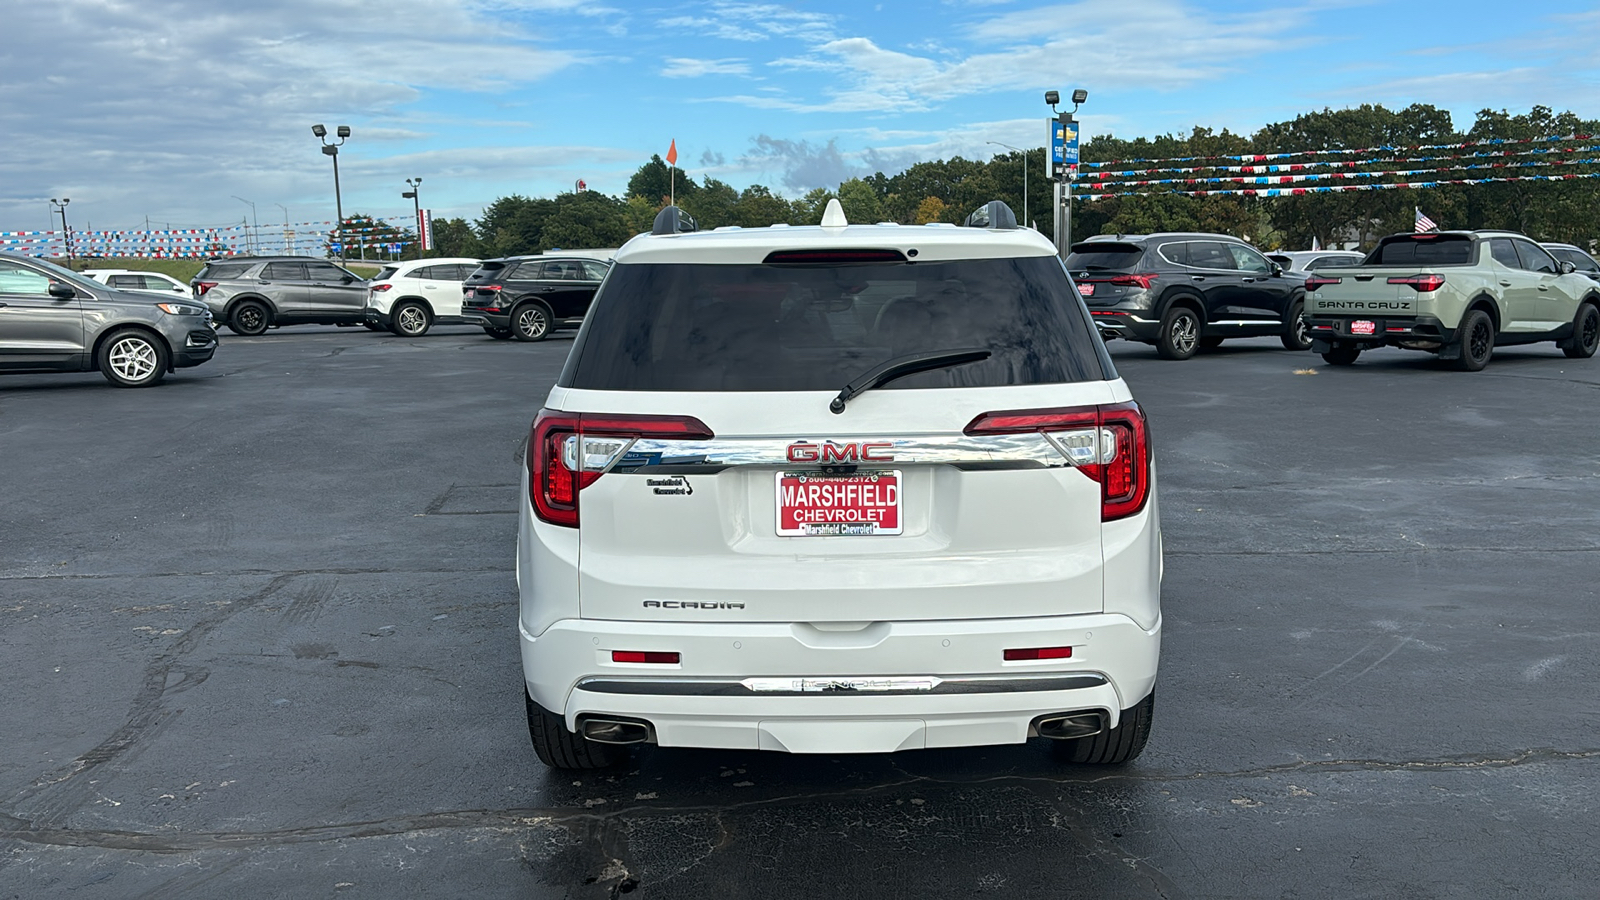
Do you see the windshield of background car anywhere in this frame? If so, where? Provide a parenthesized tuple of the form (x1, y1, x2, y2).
(561, 256, 1107, 392)
(195, 262, 251, 281)
(1370, 235, 1474, 265)
(1310, 255, 1362, 268)
(1065, 244, 1144, 270)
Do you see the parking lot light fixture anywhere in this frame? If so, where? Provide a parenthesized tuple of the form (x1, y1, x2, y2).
(49, 198, 73, 268)
(403, 178, 423, 258)
(231, 196, 258, 254)
(986, 141, 1030, 228)
(313, 124, 351, 259)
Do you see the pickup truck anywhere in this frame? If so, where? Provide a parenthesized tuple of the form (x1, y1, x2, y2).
(1301, 231, 1600, 371)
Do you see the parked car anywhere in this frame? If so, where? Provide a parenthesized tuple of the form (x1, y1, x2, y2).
(1541, 243, 1600, 285)
(1067, 233, 1309, 358)
(1303, 230, 1600, 370)
(0, 253, 217, 386)
(460, 255, 609, 341)
(82, 269, 194, 299)
(516, 200, 1160, 770)
(363, 257, 481, 336)
(1265, 250, 1366, 272)
(190, 256, 370, 336)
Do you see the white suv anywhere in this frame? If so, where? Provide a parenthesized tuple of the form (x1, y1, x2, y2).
(364, 257, 480, 336)
(518, 201, 1162, 769)
(83, 269, 194, 298)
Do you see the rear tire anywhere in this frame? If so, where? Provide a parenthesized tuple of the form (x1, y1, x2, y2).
(526, 691, 626, 770)
(98, 328, 168, 387)
(391, 301, 431, 337)
(1055, 691, 1154, 765)
(1321, 344, 1360, 366)
(1281, 299, 1312, 351)
(1452, 309, 1494, 371)
(512, 302, 552, 342)
(1156, 306, 1200, 360)
(228, 300, 269, 336)
(1562, 302, 1598, 359)
(484, 327, 513, 340)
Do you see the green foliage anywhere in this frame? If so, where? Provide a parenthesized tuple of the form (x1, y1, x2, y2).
(429, 217, 483, 258)
(455, 104, 1598, 259)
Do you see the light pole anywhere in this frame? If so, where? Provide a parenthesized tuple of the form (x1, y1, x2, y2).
(312, 124, 351, 258)
(274, 203, 290, 254)
(231, 196, 258, 254)
(986, 141, 1029, 229)
(401, 177, 422, 258)
(1046, 89, 1087, 258)
(49, 198, 72, 267)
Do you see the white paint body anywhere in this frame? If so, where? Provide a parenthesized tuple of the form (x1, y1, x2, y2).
(517, 223, 1162, 754)
(364, 257, 479, 321)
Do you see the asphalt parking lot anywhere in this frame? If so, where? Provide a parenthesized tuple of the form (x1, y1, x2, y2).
(2, 326, 1597, 899)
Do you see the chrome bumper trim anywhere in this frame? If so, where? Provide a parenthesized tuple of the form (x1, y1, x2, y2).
(574, 672, 1109, 697)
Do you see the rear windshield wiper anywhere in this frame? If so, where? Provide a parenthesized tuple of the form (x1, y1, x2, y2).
(830, 348, 991, 414)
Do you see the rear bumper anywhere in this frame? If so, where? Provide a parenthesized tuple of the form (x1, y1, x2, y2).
(1089, 310, 1160, 341)
(1305, 313, 1454, 350)
(364, 308, 393, 329)
(461, 308, 509, 328)
(520, 612, 1160, 753)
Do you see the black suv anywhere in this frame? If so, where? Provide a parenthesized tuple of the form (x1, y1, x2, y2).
(1066, 233, 1309, 359)
(460, 256, 609, 341)
(192, 257, 370, 336)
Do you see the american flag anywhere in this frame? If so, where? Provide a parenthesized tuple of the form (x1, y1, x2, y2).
(1414, 207, 1438, 233)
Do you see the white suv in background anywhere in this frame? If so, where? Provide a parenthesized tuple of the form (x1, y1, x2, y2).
(517, 200, 1163, 770)
(83, 269, 194, 298)
(364, 257, 480, 336)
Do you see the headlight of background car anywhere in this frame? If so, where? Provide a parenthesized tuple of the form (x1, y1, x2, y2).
(157, 302, 206, 316)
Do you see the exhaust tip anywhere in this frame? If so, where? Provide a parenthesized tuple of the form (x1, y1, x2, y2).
(579, 717, 653, 745)
(1033, 711, 1106, 741)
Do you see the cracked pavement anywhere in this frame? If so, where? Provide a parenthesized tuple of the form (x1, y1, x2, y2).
(1, 327, 1597, 898)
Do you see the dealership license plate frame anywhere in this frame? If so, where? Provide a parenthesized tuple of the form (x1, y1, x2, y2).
(1078, 283, 1095, 297)
(1350, 319, 1377, 336)
(776, 469, 903, 537)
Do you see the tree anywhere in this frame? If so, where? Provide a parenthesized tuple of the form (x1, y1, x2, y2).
(912, 196, 947, 225)
(430, 217, 483, 258)
(731, 184, 792, 229)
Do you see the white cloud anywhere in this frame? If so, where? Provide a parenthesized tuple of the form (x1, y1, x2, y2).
(661, 57, 752, 78)
(0, 0, 590, 228)
(660, 2, 835, 43)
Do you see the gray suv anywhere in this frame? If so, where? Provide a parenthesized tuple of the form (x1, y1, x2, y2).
(193, 256, 369, 335)
(0, 253, 217, 387)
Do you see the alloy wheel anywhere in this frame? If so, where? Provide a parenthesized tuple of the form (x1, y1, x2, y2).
(518, 307, 549, 339)
(236, 307, 263, 332)
(1171, 313, 1197, 355)
(1469, 319, 1492, 361)
(397, 306, 427, 335)
(108, 336, 158, 382)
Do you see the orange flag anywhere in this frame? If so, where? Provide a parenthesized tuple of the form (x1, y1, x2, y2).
(666, 139, 678, 166)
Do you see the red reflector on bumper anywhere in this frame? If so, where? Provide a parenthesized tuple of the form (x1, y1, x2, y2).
(612, 650, 680, 664)
(1004, 646, 1072, 661)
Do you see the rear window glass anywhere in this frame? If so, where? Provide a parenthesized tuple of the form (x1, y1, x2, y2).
(1065, 243, 1144, 270)
(561, 257, 1106, 392)
(374, 266, 399, 280)
(464, 262, 507, 282)
(1371, 236, 1474, 265)
(1309, 255, 1362, 268)
(197, 262, 250, 280)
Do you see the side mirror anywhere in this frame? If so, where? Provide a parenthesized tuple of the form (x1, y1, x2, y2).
(341, 274, 356, 284)
(48, 281, 77, 299)
(1269, 262, 1285, 277)
(1559, 261, 1577, 275)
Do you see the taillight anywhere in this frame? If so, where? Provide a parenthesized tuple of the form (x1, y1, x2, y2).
(1389, 275, 1446, 292)
(478, 284, 503, 293)
(195, 281, 218, 295)
(1108, 273, 1159, 289)
(1305, 276, 1342, 290)
(964, 401, 1150, 522)
(527, 409, 714, 528)
(370, 283, 393, 292)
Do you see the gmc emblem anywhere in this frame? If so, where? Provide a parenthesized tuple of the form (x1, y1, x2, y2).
(786, 440, 895, 463)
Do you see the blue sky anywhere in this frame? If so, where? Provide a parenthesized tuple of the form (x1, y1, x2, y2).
(2, 0, 1597, 235)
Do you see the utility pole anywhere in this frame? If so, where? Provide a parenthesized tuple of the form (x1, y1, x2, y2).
(49, 198, 72, 268)
(313, 125, 351, 258)
(402, 177, 423, 258)
(986, 141, 1029, 229)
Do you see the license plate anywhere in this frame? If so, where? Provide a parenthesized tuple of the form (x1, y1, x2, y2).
(1350, 319, 1376, 335)
(1078, 283, 1095, 296)
(776, 470, 901, 536)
